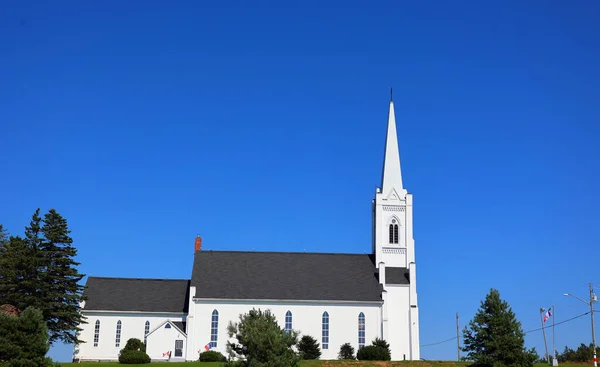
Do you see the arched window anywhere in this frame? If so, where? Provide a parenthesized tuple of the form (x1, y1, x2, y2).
(144, 321, 150, 344)
(389, 219, 399, 244)
(285, 311, 292, 333)
(93, 320, 100, 347)
(211, 310, 219, 348)
(115, 320, 122, 347)
(358, 312, 365, 348)
(321, 311, 329, 350)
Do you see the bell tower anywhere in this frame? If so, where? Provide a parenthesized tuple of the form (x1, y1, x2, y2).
(372, 96, 414, 268)
(372, 93, 420, 360)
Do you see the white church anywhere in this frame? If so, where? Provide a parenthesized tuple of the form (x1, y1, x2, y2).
(73, 96, 421, 362)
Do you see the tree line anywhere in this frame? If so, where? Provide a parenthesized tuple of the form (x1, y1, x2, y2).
(0, 208, 86, 348)
(556, 342, 596, 363)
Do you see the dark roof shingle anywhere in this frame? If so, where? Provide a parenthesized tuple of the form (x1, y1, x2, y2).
(386, 267, 410, 285)
(83, 277, 190, 313)
(191, 251, 382, 302)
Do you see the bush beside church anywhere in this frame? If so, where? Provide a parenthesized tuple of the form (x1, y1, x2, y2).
(118, 338, 150, 364)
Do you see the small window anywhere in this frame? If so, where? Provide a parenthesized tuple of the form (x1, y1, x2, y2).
(115, 320, 122, 347)
(321, 311, 329, 349)
(144, 321, 150, 344)
(211, 310, 219, 348)
(165, 323, 171, 329)
(285, 311, 292, 334)
(358, 312, 365, 348)
(94, 320, 100, 347)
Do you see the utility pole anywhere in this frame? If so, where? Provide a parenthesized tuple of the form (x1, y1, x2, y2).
(564, 283, 597, 367)
(590, 283, 597, 367)
(456, 312, 460, 361)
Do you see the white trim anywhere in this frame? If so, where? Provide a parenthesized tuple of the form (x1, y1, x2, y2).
(82, 310, 186, 315)
(146, 319, 187, 337)
(192, 298, 383, 305)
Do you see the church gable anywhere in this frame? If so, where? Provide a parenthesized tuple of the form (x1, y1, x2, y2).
(190, 251, 383, 302)
(146, 319, 187, 337)
(83, 277, 190, 313)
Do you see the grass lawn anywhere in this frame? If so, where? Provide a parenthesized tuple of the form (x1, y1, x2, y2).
(60, 362, 593, 367)
(61, 361, 470, 367)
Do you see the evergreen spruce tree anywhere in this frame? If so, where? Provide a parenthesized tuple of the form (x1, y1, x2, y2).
(22, 209, 45, 312)
(0, 306, 55, 367)
(297, 335, 321, 360)
(225, 308, 301, 367)
(0, 224, 8, 244)
(40, 209, 85, 345)
(0, 209, 86, 346)
(0, 235, 35, 311)
(338, 342, 355, 360)
(462, 288, 538, 367)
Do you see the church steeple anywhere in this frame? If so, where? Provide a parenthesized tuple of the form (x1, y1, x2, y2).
(381, 93, 403, 195)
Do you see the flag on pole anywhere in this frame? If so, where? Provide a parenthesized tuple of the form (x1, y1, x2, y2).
(204, 342, 212, 351)
(543, 307, 552, 323)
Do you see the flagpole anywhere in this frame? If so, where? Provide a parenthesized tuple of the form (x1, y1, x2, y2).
(552, 305, 558, 366)
(541, 307, 550, 363)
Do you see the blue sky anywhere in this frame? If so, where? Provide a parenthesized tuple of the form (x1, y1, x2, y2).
(1, 0, 599, 362)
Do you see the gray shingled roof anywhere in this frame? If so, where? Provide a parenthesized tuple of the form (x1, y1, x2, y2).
(173, 321, 186, 333)
(386, 267, 410, 285)
(83, 277, 190, 313)
(190, 251, 383, 302)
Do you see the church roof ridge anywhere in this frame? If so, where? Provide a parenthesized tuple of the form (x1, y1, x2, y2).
(86, 276, 190, 282)
(197, 249, 372, 256)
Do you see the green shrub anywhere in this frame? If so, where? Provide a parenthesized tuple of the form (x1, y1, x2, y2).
(297, 335, 321, 360)
(118, 350, 151, 364)
(122, 338, 145, 353)
(199, 350, 227, 362)
(372, 337, 391, 354)
(225, 308, 301, 367)
(0, 307, 54, 366)
(356, 345, 391, 361)
(338, 342, 355, 360)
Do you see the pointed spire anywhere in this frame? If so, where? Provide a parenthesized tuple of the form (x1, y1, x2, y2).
(381, 93, 403, 194)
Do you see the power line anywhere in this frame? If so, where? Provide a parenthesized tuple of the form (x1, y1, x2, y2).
(421, 336, 458, 347)
(524, 312, 590, 334)
(420, 311, 590, 348)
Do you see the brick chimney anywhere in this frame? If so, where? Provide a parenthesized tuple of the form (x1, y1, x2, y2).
(194, 234, 202, 252)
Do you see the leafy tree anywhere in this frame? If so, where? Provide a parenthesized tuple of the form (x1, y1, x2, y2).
(338, 342, 355, 360)
(0, 209, 86, 345)
(225, 308, 301, 367)
(462, 288, 538, 367)
(297, 335, 321, 360)
(0, 306, 57, 367)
